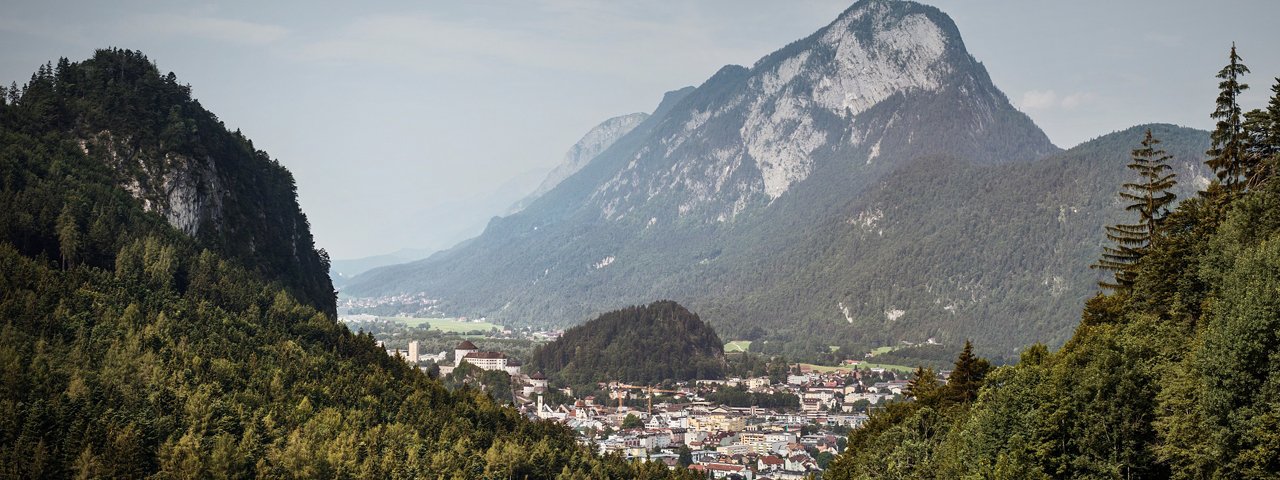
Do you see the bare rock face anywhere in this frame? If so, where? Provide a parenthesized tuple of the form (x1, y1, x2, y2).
(81, 130, 223, 237)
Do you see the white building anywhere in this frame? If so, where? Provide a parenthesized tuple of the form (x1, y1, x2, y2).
(408, 341, 420, 363)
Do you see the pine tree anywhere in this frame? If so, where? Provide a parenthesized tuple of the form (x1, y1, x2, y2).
(905, 366, 940, 406)
(945, 340, 990, 404)
(1092, 130, 1178, 290)
(57, 204, 80, 270)
(1206, 43, 1250, 189)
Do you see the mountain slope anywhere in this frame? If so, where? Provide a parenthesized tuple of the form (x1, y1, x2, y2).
(0, 49, 695, 479)
(509, 112, 649, 214)
(346, 0, 1197, 355)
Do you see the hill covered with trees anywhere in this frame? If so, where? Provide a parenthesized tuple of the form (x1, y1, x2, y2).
(825, 45, 1280, 479)
(0, 49, 695, 479)
(528, 301, 726, 387)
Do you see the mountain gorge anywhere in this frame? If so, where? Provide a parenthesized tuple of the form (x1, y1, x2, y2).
(346, 0, 1209, 354)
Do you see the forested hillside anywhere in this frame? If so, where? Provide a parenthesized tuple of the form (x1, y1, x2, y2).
(0, 49, 695, 479)
(826, 47, 1280, 479)
(528, 301, 726, 387)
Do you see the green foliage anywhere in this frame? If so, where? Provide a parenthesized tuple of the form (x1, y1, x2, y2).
(621, 413, 643, 429)
(944, 340, 991, 405)
(528, 300, 726, 386)
(704, 384, 799, 409)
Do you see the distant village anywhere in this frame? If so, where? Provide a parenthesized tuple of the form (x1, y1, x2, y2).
(381, 337, 947, 479)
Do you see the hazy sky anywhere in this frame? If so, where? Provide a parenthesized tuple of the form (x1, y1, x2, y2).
(3, 1, 1278, 259)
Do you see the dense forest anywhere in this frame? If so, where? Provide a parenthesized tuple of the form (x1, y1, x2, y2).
(527, 301, 726, 388)
(0, 49, 697, 479)
(826, 45, 1280, 479)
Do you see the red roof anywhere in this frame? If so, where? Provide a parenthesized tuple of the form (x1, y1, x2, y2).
(531, 371, 547, 380)
(761, 455, 784, 465)
(456, 340, 478, 350)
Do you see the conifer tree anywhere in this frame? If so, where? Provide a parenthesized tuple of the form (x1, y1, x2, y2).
(1242, 77, 1280, 188)
(1092, 130, 1177, 289)
(1206, 43, 1250, 188)
(905, 366, 940, 405)
(944, 340, 990, 404)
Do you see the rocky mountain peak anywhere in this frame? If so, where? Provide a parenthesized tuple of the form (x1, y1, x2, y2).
(580, 0, 1041, 222)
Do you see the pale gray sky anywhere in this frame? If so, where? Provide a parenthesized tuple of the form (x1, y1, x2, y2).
(3, 0, 1278, 258)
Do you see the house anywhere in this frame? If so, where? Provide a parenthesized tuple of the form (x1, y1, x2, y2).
(758, 455, 785, 473)
(696, 462, 754, 480)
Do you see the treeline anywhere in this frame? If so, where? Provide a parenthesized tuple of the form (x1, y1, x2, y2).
(0, 50, 696, 479)
(704, 385, 800, 410)
(825, 44, 1280, 479)
(527, 301, 726, 387)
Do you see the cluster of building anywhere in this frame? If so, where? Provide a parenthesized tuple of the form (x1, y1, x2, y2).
(379, 338, 940, 478)
(514, 366, 936, 479)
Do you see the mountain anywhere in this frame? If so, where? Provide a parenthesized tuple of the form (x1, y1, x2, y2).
(509, 112, 650, 214)
(527, 301, 726, 386)
(345, 0, 1204, 355)
(0, 49, 695, 478)
(0, 50, 336, 315)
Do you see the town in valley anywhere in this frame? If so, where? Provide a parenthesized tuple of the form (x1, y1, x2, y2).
(342, 296, 949, 479)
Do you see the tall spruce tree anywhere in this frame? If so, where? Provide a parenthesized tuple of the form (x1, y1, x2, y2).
(944, 340, 990, 404)
(1206, 43, 1250, 188)
(1092, 129, 1178, 290)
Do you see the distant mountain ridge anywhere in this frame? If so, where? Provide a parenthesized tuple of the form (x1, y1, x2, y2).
(509, 112, 649, 214)
(347, 0, 1208, 355)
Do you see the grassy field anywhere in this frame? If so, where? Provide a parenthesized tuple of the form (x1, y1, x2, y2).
(724, 340, 753, 353)
(801, 362, 916, 374)
(381, 317, 501, 333)
(869, 346, 897, 356)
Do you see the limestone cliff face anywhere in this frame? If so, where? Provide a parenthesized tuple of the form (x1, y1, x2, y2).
(81, 130, 224, 237)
